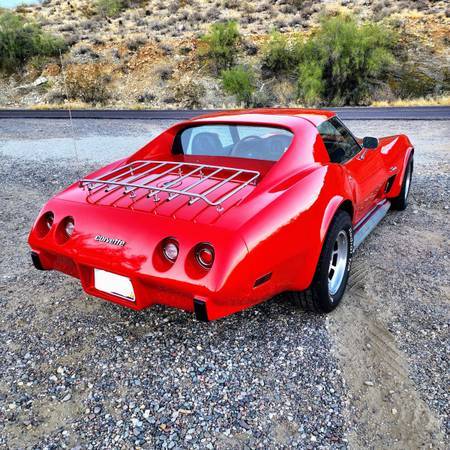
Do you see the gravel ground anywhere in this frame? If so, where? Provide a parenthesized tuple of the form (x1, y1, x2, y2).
(0, 119, 448, 449)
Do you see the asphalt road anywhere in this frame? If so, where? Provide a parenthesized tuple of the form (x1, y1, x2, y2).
(0, 106, 449, 120)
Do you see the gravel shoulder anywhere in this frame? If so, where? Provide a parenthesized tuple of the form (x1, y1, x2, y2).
(0, 119, 448, 448)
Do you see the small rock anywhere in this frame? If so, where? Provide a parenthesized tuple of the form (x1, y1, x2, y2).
(131, 418, 142, 427)
(32, 76, 48, 87)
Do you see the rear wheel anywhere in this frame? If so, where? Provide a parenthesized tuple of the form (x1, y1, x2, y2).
(288, 210, 353, 313)
(391, 156, 413, 211)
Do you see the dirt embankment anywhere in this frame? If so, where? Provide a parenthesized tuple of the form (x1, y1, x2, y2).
(0, 0, 449, 108)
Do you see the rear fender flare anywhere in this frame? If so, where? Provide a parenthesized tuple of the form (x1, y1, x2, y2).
(296, 195, 353, 291)
(320, 196, 350, 244)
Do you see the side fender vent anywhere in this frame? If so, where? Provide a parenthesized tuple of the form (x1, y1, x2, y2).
(385, 175, 396, 193)
(254, 272, 272, 288)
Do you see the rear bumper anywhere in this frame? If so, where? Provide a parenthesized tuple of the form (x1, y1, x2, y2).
(29, 197, 276, 320)
(30, 248, 270, 321)
(31, 251, 45, 270)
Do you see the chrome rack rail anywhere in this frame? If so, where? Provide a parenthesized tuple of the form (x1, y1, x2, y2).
(79, 160, 260, 208)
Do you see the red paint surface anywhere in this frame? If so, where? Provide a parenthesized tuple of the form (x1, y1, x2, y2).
(29, 109, 412, 320)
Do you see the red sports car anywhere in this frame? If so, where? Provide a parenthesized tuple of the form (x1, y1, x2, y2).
(29, 109, 414, 321)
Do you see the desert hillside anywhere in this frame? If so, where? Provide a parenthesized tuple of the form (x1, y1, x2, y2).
(0, 0, 449, 108)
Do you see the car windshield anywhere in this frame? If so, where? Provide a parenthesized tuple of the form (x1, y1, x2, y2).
(175, 124, 294, 161)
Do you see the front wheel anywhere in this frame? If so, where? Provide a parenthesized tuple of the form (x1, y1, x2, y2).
(288, 210, 353, 313)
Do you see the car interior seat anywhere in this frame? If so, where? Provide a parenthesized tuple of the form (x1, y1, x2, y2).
(190, 132, 224, 156)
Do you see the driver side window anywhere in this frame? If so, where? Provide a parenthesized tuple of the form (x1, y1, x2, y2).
(318, 118, 361, 164)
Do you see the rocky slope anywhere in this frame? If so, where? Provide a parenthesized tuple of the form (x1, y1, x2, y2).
(0, 0, 449, 108)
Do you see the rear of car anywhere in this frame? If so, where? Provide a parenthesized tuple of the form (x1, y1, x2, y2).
(28, 118, 310, 320)
(29, 196, 251, 320)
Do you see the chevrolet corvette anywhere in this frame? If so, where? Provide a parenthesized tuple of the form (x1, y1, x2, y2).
(28, 109, 414, 321)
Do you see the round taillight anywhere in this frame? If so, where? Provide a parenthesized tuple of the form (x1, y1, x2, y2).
(65, 218, 75, 237)
(55, 216, 75, 244)
(45, 212, 54, 230)
(163, 239, 179, 262)
(196, 244, 214, 269)
(36, 211, 54, 238)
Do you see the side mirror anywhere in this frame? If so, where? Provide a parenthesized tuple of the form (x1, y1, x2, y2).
(362, 136, 379, 149)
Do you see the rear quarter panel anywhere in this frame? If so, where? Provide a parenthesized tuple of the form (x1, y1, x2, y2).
(236, 163, 353, 294)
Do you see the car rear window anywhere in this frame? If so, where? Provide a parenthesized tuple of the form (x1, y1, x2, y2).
(174, 124, 294, 161)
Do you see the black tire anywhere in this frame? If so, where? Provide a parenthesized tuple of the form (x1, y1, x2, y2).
(391, 156, 413, 211)
(288, 210, 353, 313)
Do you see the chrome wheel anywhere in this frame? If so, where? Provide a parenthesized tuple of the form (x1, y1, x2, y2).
(328, 230, 349, 296)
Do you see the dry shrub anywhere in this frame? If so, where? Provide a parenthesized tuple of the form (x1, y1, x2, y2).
(80, 3, 96, 18)
(173, 76, 206, 108)
(42, 63, 61, 76)
(286, 0, 306, 8)
(136, 91, 156, 103)
(272, 80, 297, 105)
(65, 63, 111, 104)
(126, 35, 147, 52)
(154, 64, 174, 81)
(168, 0, 189, 13)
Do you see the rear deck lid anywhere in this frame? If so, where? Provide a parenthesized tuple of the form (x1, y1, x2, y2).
(63, 159, 263, 224)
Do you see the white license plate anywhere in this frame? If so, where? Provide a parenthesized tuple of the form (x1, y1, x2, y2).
(94, 269, 135, 301)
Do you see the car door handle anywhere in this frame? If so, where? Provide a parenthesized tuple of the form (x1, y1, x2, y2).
(389, 166, 397, 172)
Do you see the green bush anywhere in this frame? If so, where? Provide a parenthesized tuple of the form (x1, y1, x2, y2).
(0, 12, 66, 73)
(96, 0, 124, 18)
(200, 21, 241, 73)
(261, 31, 301, 75)
(297, 12, 397, 105)
(221, 66, 255, 106)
